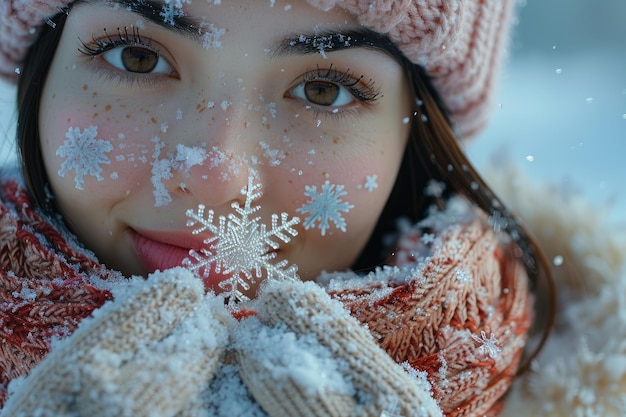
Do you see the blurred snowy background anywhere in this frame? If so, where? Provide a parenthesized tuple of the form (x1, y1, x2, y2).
(466, 0, 626, 224)
(1, 0, 624, 222)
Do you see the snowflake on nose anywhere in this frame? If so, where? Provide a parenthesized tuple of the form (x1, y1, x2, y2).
(57, 125, 113, 190)
(296, 180, 354, 236)
(184, 175, 300, 304)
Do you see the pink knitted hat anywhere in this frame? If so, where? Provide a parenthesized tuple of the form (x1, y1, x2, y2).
(0, 0, 515, 138)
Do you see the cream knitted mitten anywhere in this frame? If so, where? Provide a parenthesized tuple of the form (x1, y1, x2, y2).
(1, 268, 230, 417)
(234, 280, 443, 417)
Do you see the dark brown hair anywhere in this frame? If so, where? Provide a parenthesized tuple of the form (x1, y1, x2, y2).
(16, 5, 554, 367)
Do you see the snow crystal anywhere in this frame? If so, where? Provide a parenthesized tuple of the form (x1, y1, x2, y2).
(200, 22, 226, 50)
(364, 175, 378, 192)
(220, 100, 232, 111)
(296, 180, 354, 236)
(174, 144, 208, 171)
(265, 102, 277, 118)
(57, 125, 113, 190)
(487, 209, 508, 233)
(424, 179, 445, 198)
(176, 108, 183, 120)
(184, 175, 300, 304)
(259, 141, 285, 166)
(150, 137, 173, 207)
(455, 268, 473, 282)
(471, 331, 502, 359)
(421, 233, 435, 246)
(159, 0, 187, 26)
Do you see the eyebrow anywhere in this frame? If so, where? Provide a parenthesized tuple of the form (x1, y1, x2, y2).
(76, 0, 203, 42)
(272, 29, 400, 60)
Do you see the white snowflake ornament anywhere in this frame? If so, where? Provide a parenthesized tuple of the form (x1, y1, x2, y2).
(57, 125, 113, 190)
(184, 175, 300, 304)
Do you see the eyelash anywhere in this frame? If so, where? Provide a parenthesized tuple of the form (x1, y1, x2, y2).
(78, 27, 169, 87)
(295, 65, 382, 120)
(303, 65, 381, 103)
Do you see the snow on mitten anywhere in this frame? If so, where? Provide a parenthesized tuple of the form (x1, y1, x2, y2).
(235, 279, 443, 417)
(1, 268, 230, 417)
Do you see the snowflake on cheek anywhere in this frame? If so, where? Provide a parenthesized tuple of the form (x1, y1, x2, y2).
(56, 125, 113, 190)
(296, 180, 354, 236)
(184, 175, 300, 304)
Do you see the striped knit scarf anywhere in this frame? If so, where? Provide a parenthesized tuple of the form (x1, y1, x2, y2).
(0, 178, 532, 416)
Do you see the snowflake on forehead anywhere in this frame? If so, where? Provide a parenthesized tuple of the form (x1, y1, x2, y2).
(57, 125, 113, 190)
(184, 174, 300, 304)
(296, 180, 354, 236)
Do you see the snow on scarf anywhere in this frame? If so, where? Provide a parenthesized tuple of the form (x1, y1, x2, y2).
(0, 178, 532, 416)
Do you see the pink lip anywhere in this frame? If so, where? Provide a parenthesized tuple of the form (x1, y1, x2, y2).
(130, 229, 230, 292)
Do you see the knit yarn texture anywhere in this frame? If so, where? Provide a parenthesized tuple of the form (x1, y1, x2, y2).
(0, 0, 515, 138)
(0, 179, 531, 416)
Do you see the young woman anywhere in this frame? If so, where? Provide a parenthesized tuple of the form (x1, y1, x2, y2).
(0, 0, 555, 415)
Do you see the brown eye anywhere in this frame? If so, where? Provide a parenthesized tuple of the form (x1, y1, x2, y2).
(304, 81, 340, 106)
(121, 47, 158, 73)
(102, 45, 172, 75)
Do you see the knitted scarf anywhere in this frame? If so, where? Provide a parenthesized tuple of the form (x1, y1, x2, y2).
(0, 178, 532, 416)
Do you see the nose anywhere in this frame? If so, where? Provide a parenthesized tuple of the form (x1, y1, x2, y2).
(168, 100, 259, 208)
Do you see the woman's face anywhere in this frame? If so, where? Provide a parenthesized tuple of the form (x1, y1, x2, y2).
(39, 0, 411, 295)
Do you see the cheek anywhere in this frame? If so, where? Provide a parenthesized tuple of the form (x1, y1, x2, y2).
(39, 96, 168, 199)
(269, 121, 407, 239)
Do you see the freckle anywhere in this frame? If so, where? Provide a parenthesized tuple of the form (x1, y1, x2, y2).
(92, 112, 99, 118)
(284, 129, 289, 134)
(92, 92, 98, 97)
(66, 118, 71, 123)
(332, 136, 340, 144)
(105, 104, 112, 112)
(151, 117, 158, 124)
(244, 121, 248, 128)
(199, 107, 205, 113)
(265, 124, 270, 130)
(126, 114, 132, 119)
(82, 84, 88, 90)
(196, 104, 201, 110)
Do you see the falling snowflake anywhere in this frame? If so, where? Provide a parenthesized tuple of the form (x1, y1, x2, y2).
(487, 209, 508, 233)
(424, 179, 446, 198)
(296, 180, 354, 236)
(57, 125, 113, 190)
(184, 175, 300, 304)
(420, 232, 435, 246)
(471, 331, 502, 359)
(364, 174, 378, 192)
